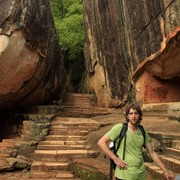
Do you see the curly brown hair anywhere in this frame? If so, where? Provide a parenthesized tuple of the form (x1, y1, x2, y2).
(125, 103, 143, 123)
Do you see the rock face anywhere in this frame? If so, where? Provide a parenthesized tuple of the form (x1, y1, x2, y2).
(83, 0, 180, 107)
(0, 0, 66, 109)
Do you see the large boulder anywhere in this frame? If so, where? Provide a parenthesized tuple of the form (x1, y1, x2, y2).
(0, 0, 66, 109)
(83, 0, 180, 107)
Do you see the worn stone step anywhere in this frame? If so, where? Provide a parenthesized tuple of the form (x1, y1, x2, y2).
(63, 94, 94, 99)
(31, 161, 69, 171)
(37, 144, 91, 150)
(159, 155, 180, 173)
(57, 107, 113, 118)
(51, 117, 96, 124)
(61, 106, 99, 111)
(145, 162, 176, 180)
(2, 138, 23, 144)
(59, 107, 112, 113)
(21, 114, 55, 122)
(39, 140, 87, 146)
(148, 131, 180, 141)
(51, 124, 99, 129)
(34, 150, 100, 162)
(168, 115, 180, 122)
(57, 112, 110, 118)
(48, 130, 89, 136)
(24, 105, 62, 114)
(172, 140, 180, 149)
(0, 153, 10, 158)
(52, 117, 99, 123)
(164, 147, 180, 160)
(50, 125, 99, 131)
(44, 135, 87, 141)
(0, 139, 29, 158)
(62, 103, 95, 108)
(62, 93, 96, 107)
(29, 170, 78, 179)
(142, 102, 180, 117)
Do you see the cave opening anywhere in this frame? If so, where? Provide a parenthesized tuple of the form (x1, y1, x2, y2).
(0, 110, 23, 142)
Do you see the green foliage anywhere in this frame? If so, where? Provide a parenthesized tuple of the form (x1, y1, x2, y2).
(50, 0, 64, 18)
(50, 0, 84, 61)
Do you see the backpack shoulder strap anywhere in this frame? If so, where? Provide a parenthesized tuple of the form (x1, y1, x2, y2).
(119, 123, 128, 140)
(114, 123, 128, 154)
(138, 124, 146, 148)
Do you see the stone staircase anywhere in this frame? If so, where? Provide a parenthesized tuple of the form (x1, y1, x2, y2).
(0, 93, 179, 179)
(57, 93, 113, 117)
(144, 131, 180, 178)
(28, 93, 113, 179)
(29, 117, 102, 179)
(142, 103, 180, 179)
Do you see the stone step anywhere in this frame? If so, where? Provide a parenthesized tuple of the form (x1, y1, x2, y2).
(61, 106, 103, 110)
(61, 104, 95, 109)
(34, 150, 100, 162)
(48, 130, 89, 136)
(145, 162, 176, 180)
(24, 105, 62, 114)
(164, 147, 180, 160)
(23, 120, 50, 127)
(57, 107, 113, 117)
(38, 140, 88, 146)
(159, 155, 180, 173)
(142, 102, 180, 117)
(172, 140, 180, 149)
(63, 93, 94, 99)
(29, 170, 80, 179)
(63, 96, 95, 103)
(148, 131, 180, 141)
(0, 139, 24, 158)
(62, 93, 96, 107)
(44, 135, 87, 141)
(52, 117, 100, 125)
(168, 115, 180, 122)
(31, 161, 69, 171)
(51, 124, 99, 129)
(57, 112, 109, 118)
(61, 104, 93, 108)
(50, 125, 99, 131)
(37, 144, 91, 150)
(0, 141, 13, 147)
(21, 113, 55, 122)
(65, 93, 93, 97)
(60, 106, 113, 113)
(2, 138, 23, 144)
(0, 153, 10, 158)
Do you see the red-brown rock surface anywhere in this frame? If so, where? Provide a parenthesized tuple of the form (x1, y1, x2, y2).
(0, 0, 66, 109)
(83, 0, 180, 107)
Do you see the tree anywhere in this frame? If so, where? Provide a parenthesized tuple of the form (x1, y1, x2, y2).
(50, 0, 84, 61)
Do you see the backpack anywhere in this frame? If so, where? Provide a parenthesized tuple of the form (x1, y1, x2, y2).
(109, 123, 146, 180)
